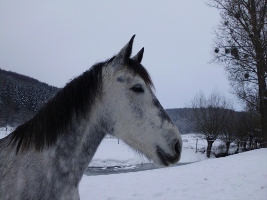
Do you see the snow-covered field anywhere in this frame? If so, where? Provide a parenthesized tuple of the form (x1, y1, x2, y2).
(80, 148, 267, 200)
(1, 127, 266, 199)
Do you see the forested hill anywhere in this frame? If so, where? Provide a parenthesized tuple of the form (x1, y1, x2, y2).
(166, 108, 197, 134)
(0, 68, 59, 126)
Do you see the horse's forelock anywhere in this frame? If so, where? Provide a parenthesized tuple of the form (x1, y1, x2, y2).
(127, 59, 154, 89)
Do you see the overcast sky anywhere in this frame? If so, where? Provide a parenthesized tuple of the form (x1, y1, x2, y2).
(0, 0, 242, 110)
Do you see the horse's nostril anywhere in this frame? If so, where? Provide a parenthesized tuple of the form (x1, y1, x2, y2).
(174, 141, 181, 155)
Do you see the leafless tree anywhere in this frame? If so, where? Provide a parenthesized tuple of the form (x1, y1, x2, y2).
(190, 90, 232, 157)
(208, 0, 267, 147)
(219, 110, 238, 154)
(237, 110, 261, 149)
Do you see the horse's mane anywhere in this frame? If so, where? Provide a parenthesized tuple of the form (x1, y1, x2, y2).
(8, 57, 154, 153)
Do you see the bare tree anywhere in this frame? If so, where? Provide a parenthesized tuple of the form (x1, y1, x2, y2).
(237, 110, 261, 149)
(219, 110, 237, 154)
(190, 90, 232, 157)
(208, 0, 267, 147)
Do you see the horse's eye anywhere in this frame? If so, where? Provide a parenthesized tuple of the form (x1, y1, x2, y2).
(130, 84, 144, 93)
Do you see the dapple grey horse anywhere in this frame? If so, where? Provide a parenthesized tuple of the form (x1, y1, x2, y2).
(0, 35, 182, 200)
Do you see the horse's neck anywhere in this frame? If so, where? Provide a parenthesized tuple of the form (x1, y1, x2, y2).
(51, 110, 106, 180)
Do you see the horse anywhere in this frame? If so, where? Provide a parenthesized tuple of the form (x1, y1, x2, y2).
(0, 35, 182, 200)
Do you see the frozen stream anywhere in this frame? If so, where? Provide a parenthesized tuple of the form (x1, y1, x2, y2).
(84, 162, 192, 176)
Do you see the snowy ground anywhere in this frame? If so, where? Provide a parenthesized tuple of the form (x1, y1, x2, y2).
(80, 149, 267, 200)
(1, 127, 266, 199)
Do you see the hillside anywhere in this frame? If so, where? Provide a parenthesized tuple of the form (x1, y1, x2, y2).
(166, 108, 197, 134)
(0, 68, 59, 126)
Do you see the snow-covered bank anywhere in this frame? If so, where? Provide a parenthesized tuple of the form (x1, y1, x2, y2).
(80, 149, 267, 200)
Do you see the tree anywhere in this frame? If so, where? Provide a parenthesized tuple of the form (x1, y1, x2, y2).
(219, 109, 238, 154)
(208, 0, 267, 147)
(190, 90, 232, 157)
(238, 109, 261, 149)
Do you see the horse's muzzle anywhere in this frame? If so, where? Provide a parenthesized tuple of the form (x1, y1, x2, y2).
(156, 142, 181, 166)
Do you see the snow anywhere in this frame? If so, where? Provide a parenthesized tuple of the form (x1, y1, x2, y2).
(80, 149, 267, 200)
(88, 138, 150, 167)
(90, 134, 208, 168)
(1, 128, 266, 199)
(0, 127, 13, 139)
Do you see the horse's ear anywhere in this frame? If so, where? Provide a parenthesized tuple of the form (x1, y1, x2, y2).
(132, 47, 144, 63)
(112, 35, 135, 65)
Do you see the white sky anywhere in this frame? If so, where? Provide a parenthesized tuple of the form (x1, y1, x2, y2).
(0, 0, 242, 110)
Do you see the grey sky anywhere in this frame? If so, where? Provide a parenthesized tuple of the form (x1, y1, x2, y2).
(0, 0, 241, 110)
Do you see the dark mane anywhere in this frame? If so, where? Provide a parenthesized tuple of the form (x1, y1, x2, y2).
(128, 59, 154, 89)
(9, 61, 105, 153)
(8, 57, 154, 153)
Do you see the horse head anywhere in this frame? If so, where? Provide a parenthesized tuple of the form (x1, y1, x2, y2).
(100, 35, 182, 166)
